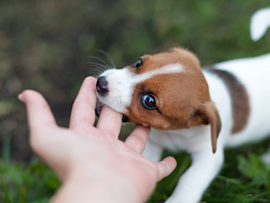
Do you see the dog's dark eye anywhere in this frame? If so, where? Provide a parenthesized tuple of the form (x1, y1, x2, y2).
(141, 94, 156, 110)
(133, 58, 143, 68)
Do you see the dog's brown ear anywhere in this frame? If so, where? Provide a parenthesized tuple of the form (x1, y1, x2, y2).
(189, 101, 221, 153)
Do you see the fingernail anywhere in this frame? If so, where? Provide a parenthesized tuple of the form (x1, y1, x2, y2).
(18, 93, 23, 102)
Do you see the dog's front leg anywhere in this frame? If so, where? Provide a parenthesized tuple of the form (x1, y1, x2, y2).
(165, 149, 224, 203)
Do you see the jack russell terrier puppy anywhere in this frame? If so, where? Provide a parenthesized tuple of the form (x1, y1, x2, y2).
(95, 8, 270, 203)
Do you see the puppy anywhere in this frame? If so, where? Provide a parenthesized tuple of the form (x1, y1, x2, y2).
(95, 8, 270, 203)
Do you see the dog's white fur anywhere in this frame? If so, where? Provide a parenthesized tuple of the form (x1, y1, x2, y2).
(96, 8, 270, 203)
(250, 8, 270, 41)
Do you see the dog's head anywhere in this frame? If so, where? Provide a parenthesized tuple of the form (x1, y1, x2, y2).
(95, 48, 221, 152)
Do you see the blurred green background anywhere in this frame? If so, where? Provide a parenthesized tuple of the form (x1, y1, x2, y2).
(0, 0, 270, 202)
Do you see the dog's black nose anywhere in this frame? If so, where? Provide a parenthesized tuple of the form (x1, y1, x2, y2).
(96, 76, 108, 95)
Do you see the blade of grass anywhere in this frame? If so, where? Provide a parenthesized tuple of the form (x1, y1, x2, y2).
(1, 178, 12, 203)
(216, 175, 245, 189)
(268, 178, 270, 203)
(19, 185, 26, 203)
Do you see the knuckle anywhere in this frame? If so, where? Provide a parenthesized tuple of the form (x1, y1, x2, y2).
(127, 135, 145, 152)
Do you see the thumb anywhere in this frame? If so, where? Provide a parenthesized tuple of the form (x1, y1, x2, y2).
(155, 156, 177, 181)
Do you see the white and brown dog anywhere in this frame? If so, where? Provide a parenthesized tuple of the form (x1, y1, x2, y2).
(95, 8, 270, 203)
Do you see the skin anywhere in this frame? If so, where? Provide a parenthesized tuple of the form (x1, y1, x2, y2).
(19, 76, 177, 203)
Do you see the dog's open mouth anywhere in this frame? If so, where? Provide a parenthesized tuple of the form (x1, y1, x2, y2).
(95, 99, 129, 122)
(95, 99, 105, 117)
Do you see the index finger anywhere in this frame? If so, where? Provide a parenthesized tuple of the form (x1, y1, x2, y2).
(69, 77, 97, 129)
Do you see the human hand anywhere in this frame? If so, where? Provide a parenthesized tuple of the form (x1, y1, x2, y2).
(19, 76, 177, 203)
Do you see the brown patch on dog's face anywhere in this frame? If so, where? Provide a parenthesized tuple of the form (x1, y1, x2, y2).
(127, 48, 201, 75)
(125, 48, 208, 129)
(124, 48, 221, 153)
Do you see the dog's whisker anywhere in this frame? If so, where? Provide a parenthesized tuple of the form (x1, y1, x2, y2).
(96, 53, 112, 67)
(89, 66, 106, 74)
(88, 68, 104, 73)
(88, 66, 106, 72)
(89, 73, 103, 78)
(89, 55, 112, 69)
(88, 51, 116, 78)
(89, 61, 108, 67)
(88, 69, 105, 78)
(88, 64, 111, 78)
(89, 63, 109, 71)
(97, 50, 116, 69)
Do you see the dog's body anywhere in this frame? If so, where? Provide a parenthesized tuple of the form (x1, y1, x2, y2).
(95, 8, 270, 203)
(143, 53, 270, 202)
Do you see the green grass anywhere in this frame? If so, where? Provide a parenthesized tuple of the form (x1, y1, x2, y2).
(1, 137, 60, 203)
(0, 158, 60, 203)
(0, 157, 60, 203)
